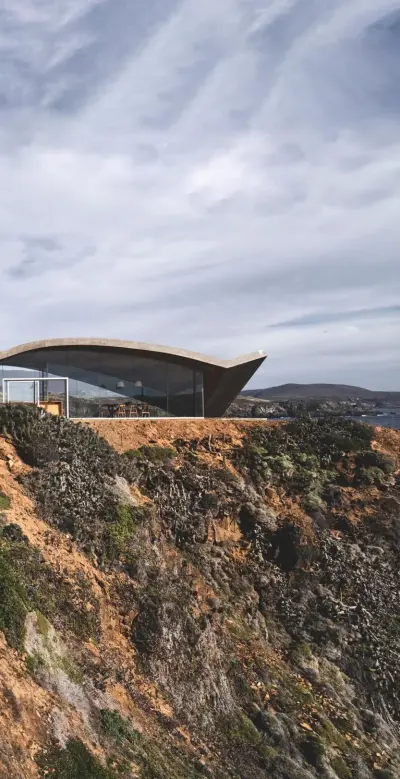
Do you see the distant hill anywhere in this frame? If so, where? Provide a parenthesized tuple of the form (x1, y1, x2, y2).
(243, 383, 400, 402)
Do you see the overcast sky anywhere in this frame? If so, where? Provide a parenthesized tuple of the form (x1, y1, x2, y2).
(0, 0, 399, 390)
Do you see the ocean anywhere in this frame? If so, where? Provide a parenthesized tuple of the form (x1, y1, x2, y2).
(271, 412, 400, 430)
(355, 413, 400, 431)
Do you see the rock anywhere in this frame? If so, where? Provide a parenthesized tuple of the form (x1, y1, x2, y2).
(108, 475, 137, 506)
(380, 496, 400, 514)
(206, 596, 222, 612)
(51, 708, 71, 748)
(239, 502, 277, 535)
(6, 455, 15, 471)
(348, 543, 366, 561)
(310, 509, 329, 529)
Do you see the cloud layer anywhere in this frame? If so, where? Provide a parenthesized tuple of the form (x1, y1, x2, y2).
(0, 0, 399, 389)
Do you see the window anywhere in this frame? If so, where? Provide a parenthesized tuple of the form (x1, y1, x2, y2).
(1, 348, 204, 418)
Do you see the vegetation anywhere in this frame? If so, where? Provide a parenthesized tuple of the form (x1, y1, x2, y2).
(0, 551, 28, 650)
(37, 740, 117, 779)
(300, 734, 325, 768)
(0, 530, 100, 651)
(330, 755, 352, 778)
(100, 709, 139, 746)
(235, 416, 395, 514)
(0, 408, 398, 779)
(124, 445, 177, 465)
(0, 492, 11, 511)
(103, 503, 146, 562)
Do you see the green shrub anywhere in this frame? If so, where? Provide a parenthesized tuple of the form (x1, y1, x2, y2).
(0, 492, 11, 511)
(330, 755, 351, 779)
(285, 417, 373, 459)
(300, 735, 325, 768)
(355, 450, 396, 474)
(353, 467, 389, 487)
(1, 405, 123, 558)
(237, 418, 375, 496)
(231, 713, 262, 746)
(0, 404, 118, 470)
(37, 739, 116, 779)
(295, 453, 320, 468)
(292, 641, 313, 662)
(100, 709, 139, 745)
(0, 536, 100, 644)
(265, 454, 295, 477)
(302, 490, 326, 513)
(125, 445, 177, 465)
(104, 504, 139, 561)
(1, 523, 26, 542)
(0, 553, 28, 650)
(25, 653, 40, 677)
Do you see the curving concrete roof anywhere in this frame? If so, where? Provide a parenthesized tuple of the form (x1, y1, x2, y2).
(0, 338, 265, 369)
(0, 338, 267, 417)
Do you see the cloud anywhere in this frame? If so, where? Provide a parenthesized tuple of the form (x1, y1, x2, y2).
(0, 0, 399, 390)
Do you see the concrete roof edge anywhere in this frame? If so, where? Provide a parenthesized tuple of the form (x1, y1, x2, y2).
(226, 351, 267, 368)
(0, 339, 267, 371)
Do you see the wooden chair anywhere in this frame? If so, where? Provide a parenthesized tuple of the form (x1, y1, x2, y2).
(141, 404, 151, 418)
(116, 404, 126, 418)
(100, 405, 109, 418)
(127, 404, 139, 418)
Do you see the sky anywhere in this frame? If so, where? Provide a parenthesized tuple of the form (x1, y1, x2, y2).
(0, 0, 399, 390)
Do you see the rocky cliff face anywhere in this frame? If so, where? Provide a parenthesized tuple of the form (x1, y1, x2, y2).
(225, 396, 387, 419)
(0, 407, 399, 779)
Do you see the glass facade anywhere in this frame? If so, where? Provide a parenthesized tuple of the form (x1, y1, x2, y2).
(0, 348, 205, 418)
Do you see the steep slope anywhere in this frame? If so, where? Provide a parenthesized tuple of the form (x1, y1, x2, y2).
(0, 407, 399, 779)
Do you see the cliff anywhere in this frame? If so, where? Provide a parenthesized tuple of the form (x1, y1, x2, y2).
(0, 407, 399, 779)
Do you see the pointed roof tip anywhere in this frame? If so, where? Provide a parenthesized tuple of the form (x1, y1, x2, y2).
(229, 349, 267, 367)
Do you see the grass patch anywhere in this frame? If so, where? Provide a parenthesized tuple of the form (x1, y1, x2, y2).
(0, 552, 28, 650)
(100, 708, 204, 779)
(100, 709, 139, 746)
(353, 466, 390, 487)
(355, 450, 396, 474)
(37, 739, 117, 779)
(0, 492, 11, 511)
(59, 655, 84, 685)
(25, 653, 40, 676)
(330, 755, 352, 779)
(104, 504, 150, 562)
(36, 610, 51, 640)
(300, 735, 325, 768)
(292, 642, 313, 664)
(229, 713, 262, 747)
(0, 535, 100, 653)
(125, 445, 177, 465)
(302, 490, 326, 513)
(317, 719, 348, 753)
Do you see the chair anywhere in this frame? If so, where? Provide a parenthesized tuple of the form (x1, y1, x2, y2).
(127, 404, 139, 418)
(100, 405, 109, 418)
(116, 404, 126, 418)
(141, 404, 151, 418)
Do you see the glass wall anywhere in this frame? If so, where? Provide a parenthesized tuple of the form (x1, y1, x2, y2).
(0, 349, 205, 418)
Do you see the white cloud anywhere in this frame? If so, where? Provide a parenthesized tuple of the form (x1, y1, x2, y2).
(0, 0, 399, 390)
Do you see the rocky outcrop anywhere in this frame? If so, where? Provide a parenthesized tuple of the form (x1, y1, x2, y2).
(226, 395, 393, 419)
